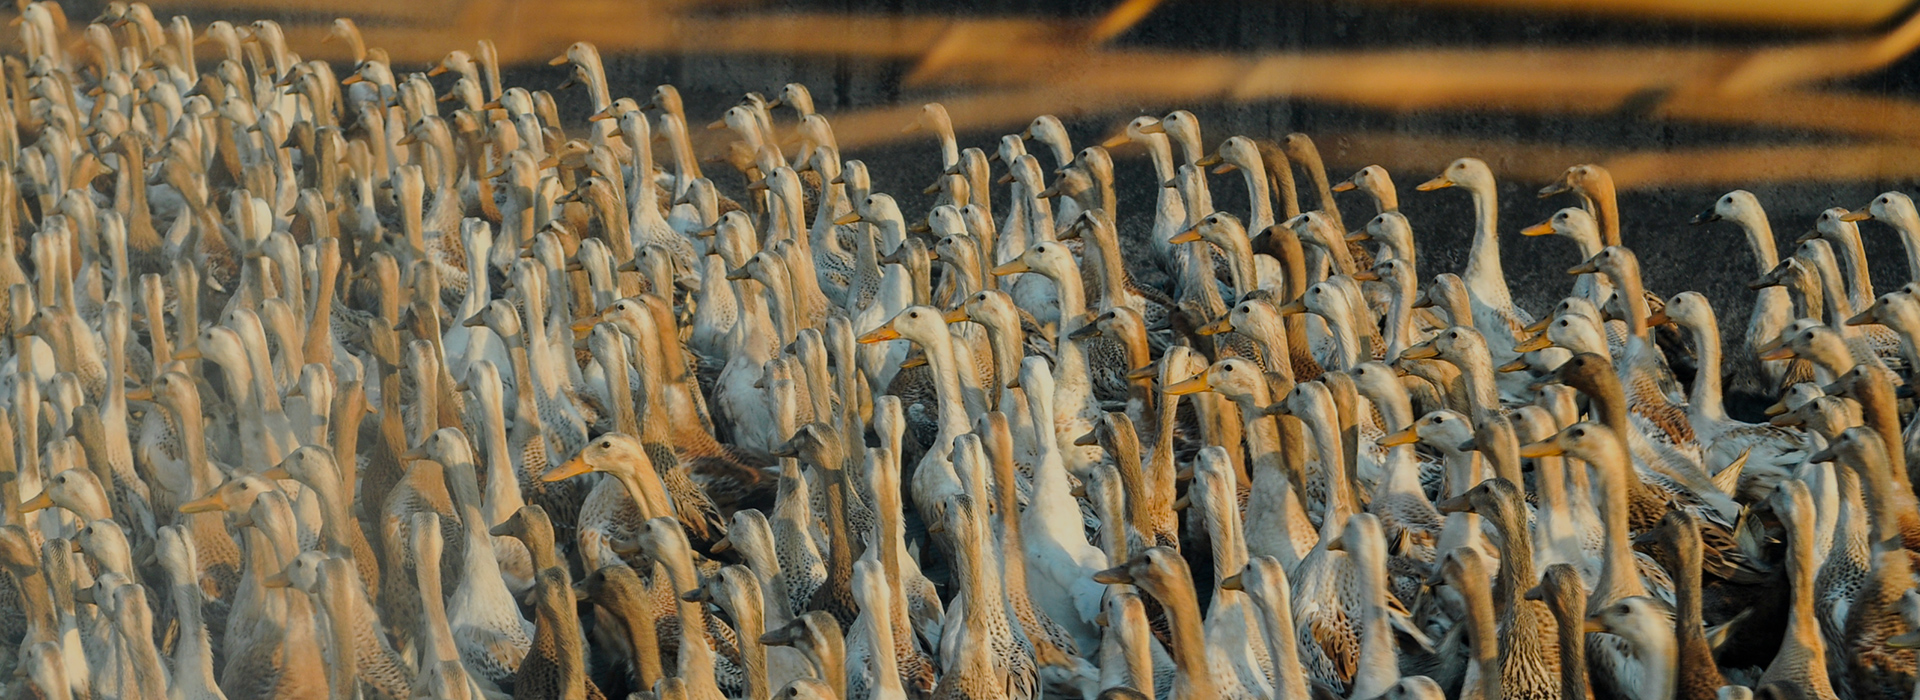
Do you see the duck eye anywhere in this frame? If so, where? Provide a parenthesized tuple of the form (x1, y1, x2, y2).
(601, 441, 611, 448)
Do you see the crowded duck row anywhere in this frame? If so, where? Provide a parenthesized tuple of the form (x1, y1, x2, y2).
(0, 2, 1914, 699)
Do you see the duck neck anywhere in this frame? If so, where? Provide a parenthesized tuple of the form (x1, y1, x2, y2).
(1591, 447, 1649, 609)
(615, 569, 667, 690)
(860, 578, 905, 700)
(1682, 316, 1728, 424)
(168, 576, 220, 697)
(1151, 571, 1216, 700)
(1829, 224, 1876, 311)
(919, 327, 970, 446)
(659, 544, 721, 691)
(1671, 535, 1723, 693)
(663, 115, 703, 191)
(1350, 553, 1399, 699)
(1589, 181, 1620, 248)
(1781, 504, 1826, 677)
(1088, 222, 1134, 312)
(1879, 206, 1920, 283)
(1239, 163, 1274, 232)
(1463, 182, 1510, 311)
(1459, 574, 1503, 700)
(723, 582, 772, 700)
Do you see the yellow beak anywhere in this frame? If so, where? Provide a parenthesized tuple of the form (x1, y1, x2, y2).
(179, 493, 226, 514)
(1331, 180, 1357, 193)
(942, 308, 971, 324)
(1414, 175, 1453, 192)
(1520, 221, 1556, 237)
(547, 54, 570, 66)
(259, 466, 291, 481)
(1497, 358, 1531, 373)
(1513, 333, 1553, 353)
(857, 325, 901, 344)
(1100, 133, 1130, 149)
(541, 456, 593, 482)
(1399, 343, 1439, 360)
(1378, 428, 1419, 447)
(1758, 346, 1796, 361)
(1196, 154, 1222, 168)
(1517, 440, 1566, 458)
(1195, 318, 1233, 336)
(991, 260, 1031, 276)
(1162, 370, 1210, 396)
(834, 212, 862, 226)
(1168, 227, 1202, 245)
(263, 572, 292, 588)
(1841, 209, 1873, 222)
(1276, 299, 1307, 316)
(20, 492, 53, 513)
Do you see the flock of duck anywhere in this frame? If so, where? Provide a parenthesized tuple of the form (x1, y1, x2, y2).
(5, 2, 1920, 699)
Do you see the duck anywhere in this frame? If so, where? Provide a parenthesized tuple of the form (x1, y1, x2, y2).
(1415, 158, 1532, 368)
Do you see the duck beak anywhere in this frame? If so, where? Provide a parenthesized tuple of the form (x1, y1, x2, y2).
(1220, 572, 1245, 590)
(1099, 133, 1130, 149)
(1071, 429, 1100, 447)
(1764, 399, 1790, 417)
(991, 260, 1031, 276)
(1126, 364, 1159, 381)
(1841, 209, 1873, 222)
(857, 323, 901, 344)
(260, 466, 291, 480)
(1399, 342, 1439, 360)
(1162, 369, 1210, 396)
(1352, 270, 1380, 282)
(1808, 447, 1837, 463)
(173, 347, 203, 360)
(1517, 439, 1565, 458)
(125, 386, 153, 402)
(263, 571, 292, 588)
(1067, 324, 1102, 341)
(899, 353, 929, 369)
(399, 445, 428, 461)
(1345, 229, 1370, 243)
(1758, 346, 1796, 361)
(179, 493, 226, 514)
(833, 211, 862, 226)
(1582, 615, 1610, 634)
(1497, 358, 1531, 373)
(1168, 226, 1202, 245)
(1520, 221, 1556, 237)
(341, 74, 365, 86)
(1276, 299, 1308, 316)
(1195, 318, 1233, 336)
(1326, 532, 1347, 551)
(19, 492, 53, 513)
(541, 456, 593, 482)
(1414, 175, 1453, 192)
(942, 307, 971, 324)
(1378, 428, 1419, 447)
(1567, 258, 1601, 275)
(1513, 332, 1553, 353)
(1645, 310, 1671, 327)
(1331, 180, 1357, 193)
(1523, 584, 1547, 601)
(1092, 564, 1134, 585)
(1196, 153, 1222, 168)
(1848, 307, 1879, 326)
(1136, 120, 1164, 134)
(1434, 494, 1472, 514)
(680, 587, 711, 603)
(725, 268, 751, 281)
(1888, 630, 1920, 649)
